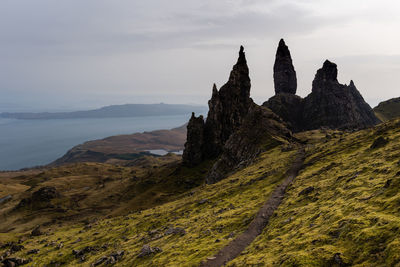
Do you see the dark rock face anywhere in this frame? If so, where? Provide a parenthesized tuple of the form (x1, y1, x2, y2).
(203, 46, 252, 158)
(182, 113, 204, 166)
(303, 60, 380, 130)
(273, 39, 297, 94)
(183, 46, 253, 166)
(206, 104, 292, 184)
(263, 93, 303, 132)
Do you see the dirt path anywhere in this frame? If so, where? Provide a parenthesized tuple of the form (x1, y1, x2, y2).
(200, 147, 305, 267)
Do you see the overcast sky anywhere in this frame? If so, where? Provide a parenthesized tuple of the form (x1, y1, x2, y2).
(1, 0, 400, 111)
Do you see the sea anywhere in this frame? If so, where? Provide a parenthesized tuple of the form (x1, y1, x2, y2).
(0, 114, 191, 171)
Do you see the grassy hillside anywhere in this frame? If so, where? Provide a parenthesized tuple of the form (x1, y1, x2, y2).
(230, 120, 400, 266)
(3, 120, 400, 266)
(0, 147, 297, 266)
(373, 97, 400, 121)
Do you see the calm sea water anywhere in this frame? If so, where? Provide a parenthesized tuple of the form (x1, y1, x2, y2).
(0, 115, 190, 171)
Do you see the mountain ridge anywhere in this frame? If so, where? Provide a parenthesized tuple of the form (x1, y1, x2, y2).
(0, 103, 207, 120)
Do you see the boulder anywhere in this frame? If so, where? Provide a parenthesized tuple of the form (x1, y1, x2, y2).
(137, 245, 162, 258)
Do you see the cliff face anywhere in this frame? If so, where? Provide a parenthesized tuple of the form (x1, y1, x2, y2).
(302, 60, 380, 130)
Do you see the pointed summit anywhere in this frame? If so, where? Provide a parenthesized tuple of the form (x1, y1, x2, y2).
(273, 39, 297, 94)
(237, 45, 246, 65)
(203, 45, 252, 158)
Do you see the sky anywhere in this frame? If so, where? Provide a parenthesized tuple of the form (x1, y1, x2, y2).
(1, 0, 400, 111)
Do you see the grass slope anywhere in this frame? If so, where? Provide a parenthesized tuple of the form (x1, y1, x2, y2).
(374, 97, 400, 122)
(0, 147, 296, 266)
(230, 119, 400, 266)
(3, 119, 400, 266)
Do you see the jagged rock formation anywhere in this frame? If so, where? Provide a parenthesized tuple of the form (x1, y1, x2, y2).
(182, 113, 205, 166)
(273, 39, 297, 94)
(203, 46, 252, 158)
(266, 40, 379, 132)
(183, 40, 380, 183)
(183, 46, 253, 167)
(206, 104, 292, 184)
(302, 60, 380, 130)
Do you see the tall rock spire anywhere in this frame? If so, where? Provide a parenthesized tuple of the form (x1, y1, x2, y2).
(183, 46, 253, 166)
(203, 45, 252, 158)
(273, 39, 297, 94)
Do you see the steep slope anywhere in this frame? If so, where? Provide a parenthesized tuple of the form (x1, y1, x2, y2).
(229, 120, 400, 266)
(373, 97, 400, 121)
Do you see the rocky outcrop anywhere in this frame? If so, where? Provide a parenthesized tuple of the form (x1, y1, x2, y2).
(302, 60, 380, 130)
(203, 46, 253, 158)
(273, 39, 297, 94)
(265, 40, 379, 132)
(263, 94, 303, 132)
(16, 186, 59, 210)
(206, 104, 292, 184)
(182, 113, 205, 166)
(183, 46, 253, 166)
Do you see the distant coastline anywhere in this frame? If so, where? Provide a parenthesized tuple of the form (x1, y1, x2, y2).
(0, 103, 207, 120)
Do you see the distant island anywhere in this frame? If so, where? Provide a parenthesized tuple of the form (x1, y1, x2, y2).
(0, 103, 207, 120)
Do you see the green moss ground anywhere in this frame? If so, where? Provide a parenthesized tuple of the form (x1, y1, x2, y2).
(229, 120, 400, 266)
(1, 147, 295, 266)
(5, 120, 400, 266)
